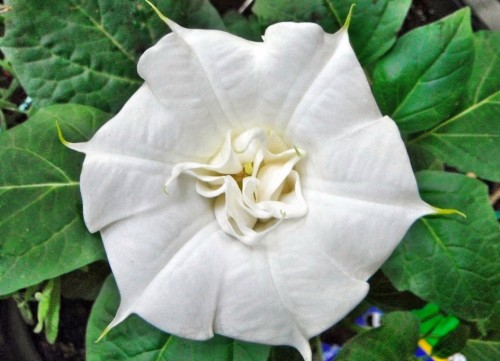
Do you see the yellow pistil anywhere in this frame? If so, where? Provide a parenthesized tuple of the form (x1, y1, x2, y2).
(232, 162, 253, 188)
(243, 162, 253, 176)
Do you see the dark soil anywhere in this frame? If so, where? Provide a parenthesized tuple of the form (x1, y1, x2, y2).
(30, 300, 91, 361)
(401, 0, 487, 33)
(211, 0, 245, 13)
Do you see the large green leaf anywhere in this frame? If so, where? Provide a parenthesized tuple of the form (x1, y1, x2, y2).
(335, 312, 420, 361)
(478, 300, 500, 334)
(408, 31, 500, 181)
(373, 8, 474, 133)
(87, 276, 271, 361)
(1, 0, 141, 113)
(0, 104, 107, 295)
(383, 171, 499, 322)
(406, 144, 444, 172)
(0, 0, 224, 113)
(325, 0, 412, 65)
(252, 0, 338, 33)
(462, 340, 500, 361)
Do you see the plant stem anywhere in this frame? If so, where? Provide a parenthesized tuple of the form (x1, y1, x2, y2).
(314, 336, 324, 361)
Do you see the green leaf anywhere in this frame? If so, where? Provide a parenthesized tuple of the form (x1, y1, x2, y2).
(33, 278, 61, 344)
(432, 323, 470, 358)
(252, 0, 339, 33)
(373, 8, 474, 133)
(268, 346, 303, 361)
(366, 271, 426, 312)
(479, 301, 500, 333)
(408, 31, 500, 182)
(462, 339, 500, 361)
(0, 0, 224, 113)
(1, 0, 142, 113)
(87, 275, 271, 361)
(0, 104, 107, 296)
(383, 171, 499, 322)
(406, 144, 444, 172)
(335, 312, 420, 361)
(223, 11, 262, 42)
(325, 0, 412, 65)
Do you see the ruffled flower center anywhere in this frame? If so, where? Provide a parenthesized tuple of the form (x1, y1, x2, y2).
(166, 128, 308, 245)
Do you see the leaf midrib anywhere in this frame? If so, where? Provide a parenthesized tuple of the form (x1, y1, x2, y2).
(72, 3, 137, 63)
(0, 182, 79, 190)
(0, 187, 56, 228)
(421, 218, 453, 258)
(391, 15, 465, 119)
(4, 43, 141, 85)
(409, 90, 500, 144)
(472, 39, 498, 103)
(155, 335, 175, 361)
(356, 0, 391, 59)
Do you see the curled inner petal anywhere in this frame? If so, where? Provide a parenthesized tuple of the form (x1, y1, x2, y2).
(166, 128, 307, 245)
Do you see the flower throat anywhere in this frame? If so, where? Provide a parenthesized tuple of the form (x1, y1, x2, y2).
(165, 128, 308, 246)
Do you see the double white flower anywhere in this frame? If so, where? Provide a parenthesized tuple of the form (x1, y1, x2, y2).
(69, 12, 433, 361)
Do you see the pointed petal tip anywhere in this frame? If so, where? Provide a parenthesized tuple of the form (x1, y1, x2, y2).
(55, 121, 69, 146)
(325, 0, 355, 31)
(432, 206, 467, 219)
(342, 4, 356, 31)
(56, 121, 87, 153)
(95, 325, 112, 343)
(297, 338, 313, 361)
(145, 0, 183, 32)
(95, 309, 129, 343)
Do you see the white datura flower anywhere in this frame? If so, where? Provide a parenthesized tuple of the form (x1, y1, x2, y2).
(68, 11, 433, 361)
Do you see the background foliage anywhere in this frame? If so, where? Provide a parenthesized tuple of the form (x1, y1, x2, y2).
(0, 0, 498, 360)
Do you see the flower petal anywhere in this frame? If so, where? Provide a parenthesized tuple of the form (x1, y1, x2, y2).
(104, 210, 363, 361)
(79, 154, 170, 232)
(100, 189, 213, 329)
(73, 85, 223, 163)
(265, 232, 369, 337)
(138, 22, 380, 136)
(70, 84, 225, 231)
(300, 116, 427, 202)
(283, 31, 383, 146)
(275, 188, 429, 283)
(99, 204, 310, 353)
(291, 116, 433, 280)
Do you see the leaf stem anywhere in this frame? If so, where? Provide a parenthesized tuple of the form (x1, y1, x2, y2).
(314, 336, 324, 361)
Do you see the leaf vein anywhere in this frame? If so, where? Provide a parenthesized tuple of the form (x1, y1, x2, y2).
(11, 146, 73, 182)
(392, 19, 465, 118)
(409, 90, 500, 144)
(72, 3, 137, 63)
